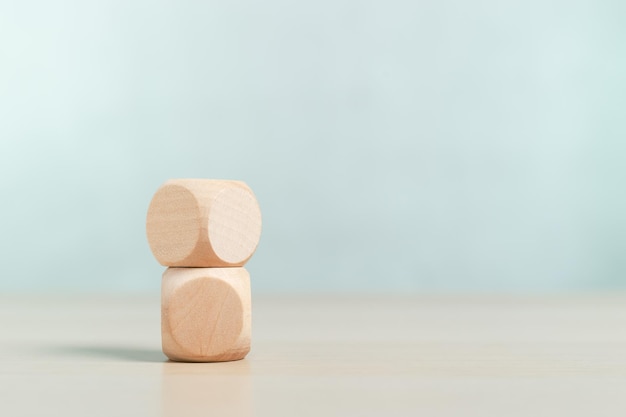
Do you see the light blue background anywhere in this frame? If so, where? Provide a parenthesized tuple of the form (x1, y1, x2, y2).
(1, 1, 625, 293)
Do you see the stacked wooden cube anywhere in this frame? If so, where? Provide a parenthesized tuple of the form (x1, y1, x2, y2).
(146, 179, 262, 362)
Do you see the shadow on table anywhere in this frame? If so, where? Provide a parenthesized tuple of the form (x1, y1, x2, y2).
(49, 345, 166, 362)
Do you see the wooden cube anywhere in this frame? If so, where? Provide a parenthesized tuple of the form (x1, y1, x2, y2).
(161, 267, 251, 362)
(146, 179, 262, 267)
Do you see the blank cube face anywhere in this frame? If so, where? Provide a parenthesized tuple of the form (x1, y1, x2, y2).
(146, 179, 262, 267)
(161, 267, 251, 362)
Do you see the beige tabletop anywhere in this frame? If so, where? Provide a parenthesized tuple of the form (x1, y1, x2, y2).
(1, 294, 626, 416)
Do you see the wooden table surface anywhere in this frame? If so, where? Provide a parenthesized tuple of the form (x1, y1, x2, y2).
(2, 294, 626, 416)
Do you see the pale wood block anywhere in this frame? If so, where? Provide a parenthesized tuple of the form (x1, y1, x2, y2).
(146, 179, 262, 267)
(161, 267, 251, 362)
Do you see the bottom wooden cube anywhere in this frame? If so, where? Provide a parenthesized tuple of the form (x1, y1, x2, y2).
(161, 267, 251, 362)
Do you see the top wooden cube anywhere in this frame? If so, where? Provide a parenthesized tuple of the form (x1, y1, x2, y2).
(146, 179, 262, 267)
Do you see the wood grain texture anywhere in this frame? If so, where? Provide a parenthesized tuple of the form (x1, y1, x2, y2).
(4, 294, 626, 416)
(161, 267, 251, 362)
(146, 179, 262, 267)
